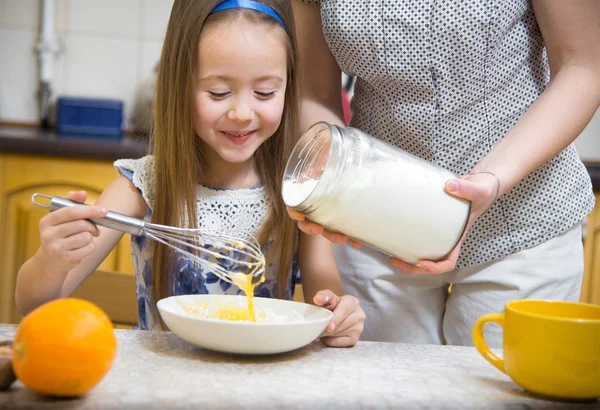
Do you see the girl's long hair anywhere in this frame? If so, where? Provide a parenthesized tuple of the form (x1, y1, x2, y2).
(150, 0, 299, 324)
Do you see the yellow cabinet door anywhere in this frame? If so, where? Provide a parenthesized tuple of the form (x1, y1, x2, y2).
(0, 154, 136, 325)
(582, 192, 600, 305)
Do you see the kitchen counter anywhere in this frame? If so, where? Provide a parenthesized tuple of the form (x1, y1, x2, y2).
(0, 325, 597, 410)
(0, 126, 148, 161)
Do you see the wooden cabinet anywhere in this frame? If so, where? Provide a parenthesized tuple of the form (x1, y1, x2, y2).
(582, 192, 600, 305)
(0, 154, 137, 326)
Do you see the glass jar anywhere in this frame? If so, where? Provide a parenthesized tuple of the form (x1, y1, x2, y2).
(282, 122, 471, 264)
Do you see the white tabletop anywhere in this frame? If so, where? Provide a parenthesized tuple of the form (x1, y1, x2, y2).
(0, 324, 597, 409)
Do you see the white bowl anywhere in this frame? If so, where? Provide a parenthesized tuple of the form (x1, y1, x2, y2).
(156, 294, 333, 355)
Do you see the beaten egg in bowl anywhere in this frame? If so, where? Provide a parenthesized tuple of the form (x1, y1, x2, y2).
(157, 295, 333, 355)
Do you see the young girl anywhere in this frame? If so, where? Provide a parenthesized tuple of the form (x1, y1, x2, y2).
(15, 0, 365, 347)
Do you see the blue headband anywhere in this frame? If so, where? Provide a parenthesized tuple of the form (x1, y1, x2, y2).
(209, 0, 286, 31)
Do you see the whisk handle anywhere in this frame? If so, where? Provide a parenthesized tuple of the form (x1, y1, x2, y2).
(31, 194, 144, 236)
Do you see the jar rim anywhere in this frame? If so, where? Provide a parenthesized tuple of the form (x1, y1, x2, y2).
(282, 122, 341, 210)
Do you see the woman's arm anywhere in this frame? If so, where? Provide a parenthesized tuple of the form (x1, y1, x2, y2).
(396, 0, 600, 275)
(298, 233, 343, 303)
(292, 0, 345, 132)
(472, 0, 600, 195)
(289, 0, 358, 244)
(298, 232, 365, 347)
(15, 175, 147, 315)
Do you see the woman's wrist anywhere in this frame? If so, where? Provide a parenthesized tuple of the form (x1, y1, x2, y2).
(467, 171, 501, 203)
(469, 159, 522, 199)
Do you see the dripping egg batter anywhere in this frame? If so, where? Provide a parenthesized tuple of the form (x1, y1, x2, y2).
(178, 243, 304, 323)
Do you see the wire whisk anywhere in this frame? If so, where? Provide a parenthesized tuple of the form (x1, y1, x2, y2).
(31, 194, 265, 286)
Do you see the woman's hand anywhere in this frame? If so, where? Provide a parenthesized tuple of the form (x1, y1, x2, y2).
(286, 208, 362, 249)
(37, 191, 108, 276)
(288, 172, 500, 276)
(313, 290, 365, 347)
(390, 172, 500, 275)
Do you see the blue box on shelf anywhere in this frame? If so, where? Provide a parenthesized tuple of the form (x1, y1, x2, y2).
(56, 96, 124, 140)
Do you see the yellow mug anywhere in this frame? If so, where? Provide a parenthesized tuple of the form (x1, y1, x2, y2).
(473, 299, 600, 401)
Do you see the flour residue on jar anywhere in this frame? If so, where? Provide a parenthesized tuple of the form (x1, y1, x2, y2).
(282, 178, 318, 207)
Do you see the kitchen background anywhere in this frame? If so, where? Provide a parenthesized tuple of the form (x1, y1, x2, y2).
(0, 0, 172, 134)
(0, 1, 598, 327)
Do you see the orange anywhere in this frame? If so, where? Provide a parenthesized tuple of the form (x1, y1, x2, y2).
(12, 298, 117, 397)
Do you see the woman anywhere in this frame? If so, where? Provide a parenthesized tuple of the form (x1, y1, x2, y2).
(290, 0, 600, 346)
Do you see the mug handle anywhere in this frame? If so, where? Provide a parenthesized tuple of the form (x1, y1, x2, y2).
(472, 313, 506, 374)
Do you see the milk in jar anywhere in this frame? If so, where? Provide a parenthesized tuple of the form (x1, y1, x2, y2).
(282, 122, 470, 264)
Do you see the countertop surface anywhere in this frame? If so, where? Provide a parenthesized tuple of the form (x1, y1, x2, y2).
(0, 126, 148, 161)
(0, 324, 597, 410)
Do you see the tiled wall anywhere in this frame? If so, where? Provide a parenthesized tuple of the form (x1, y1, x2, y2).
(0, 0, 173, 129)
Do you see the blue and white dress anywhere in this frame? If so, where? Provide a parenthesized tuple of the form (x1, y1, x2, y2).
(114, 155, 299, 330)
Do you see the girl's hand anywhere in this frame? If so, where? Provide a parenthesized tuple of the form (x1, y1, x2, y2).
(391, 172, 500, 275)
(37, 191, 108, 276)
(286, 208, 362, 249)
(313, 290, 365, 347)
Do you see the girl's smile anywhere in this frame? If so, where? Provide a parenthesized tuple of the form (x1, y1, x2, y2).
(221, 130, 257, 145)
